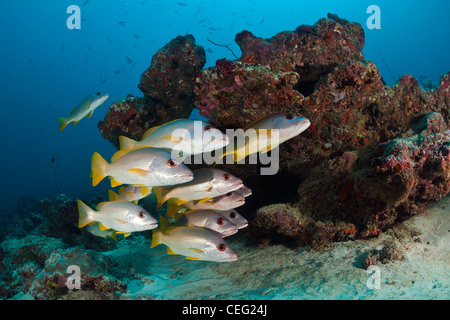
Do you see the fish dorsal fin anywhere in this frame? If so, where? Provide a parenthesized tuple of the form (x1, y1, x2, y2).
(167, 247, 178, 255)
(111, 146, 149, 162)
(196, 197, 213, 204)
(142, 119, 184, 139)
(140, 186, 152, 196)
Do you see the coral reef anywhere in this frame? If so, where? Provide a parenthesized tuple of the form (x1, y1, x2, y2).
(99, 35, 206, 149)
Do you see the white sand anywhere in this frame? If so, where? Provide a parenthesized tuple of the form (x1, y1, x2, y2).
(108, 196, 449, 300)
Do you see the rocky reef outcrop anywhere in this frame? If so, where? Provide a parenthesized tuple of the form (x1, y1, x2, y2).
(96, 14, 449, 248)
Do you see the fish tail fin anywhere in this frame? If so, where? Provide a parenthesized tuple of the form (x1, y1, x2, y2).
(77, 200, 95, 228)
(159, 216, 170, 232)
(166, 199, 181, 219)
(108, 189, 118, 201)
(91, 152, 109, 186)
(151, 229, 162, 248)
(153, 186, 168, 209)
(119, 135, 137, 150)
(58, 117, 69, 132)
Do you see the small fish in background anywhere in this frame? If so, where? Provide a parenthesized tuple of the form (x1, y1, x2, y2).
(91, 147, 193, 187)
(175, 2, 187, 6)
(166, 191, 245, 219)
(173, 209, 238, 238)
(87, 223, 117, 240)
(151, 217, 238, 262)
(77, 200, 158, 235)
(125, 56, 133, 64)
(133, 34, 140, 39)
(58, 92, 109, 131)
(260, 19, 265, 24)
(106, 38, 112, 43)
(216, 113, 311, 163)
(153, 168, 243, 208)
(108, 185, 152, 203)
(118, 21, 126, 26)
(218, 209, 248, 229)
(119, 119, 229, 161)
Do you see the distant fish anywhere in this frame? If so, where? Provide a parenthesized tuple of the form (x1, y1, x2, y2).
(133, 34, 140, 39)
(206, 48, 214, 53)
(58, 92, 109, 131)
(151, 217, 238, 262)
(173, 209, 238, 238)
(106, 38, 112, 43)
(87, 223, 117, 240)
(108, 185, 152, 203)
(61, 44, 65, 51)
(260, 19, 264, 24)
(153, 168, 243, 208)
(91, 147, 193, 188)
(125, 56, 133, 64)
(100, 79, 108, 84)
(118, 21, 126, 26)
(78, 200, 158, 234)
(141, 1, 147, 4)
(175, 2, 187, 6)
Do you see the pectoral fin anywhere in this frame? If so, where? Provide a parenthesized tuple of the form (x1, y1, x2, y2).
(186, 257, 201, 260)
(161, 135, 184, 143)
(128, 168, 150, 176)
(87, 111, 93, 118)
(196, 197, 213, 204)
(113, 218, 127, 224)
(167, 247, 178, 255)
(98, 223, 110, 231)
(110, 177, 123, 188)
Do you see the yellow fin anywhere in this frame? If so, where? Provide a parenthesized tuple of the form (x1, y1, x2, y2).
(242, 115, 266, 130)
(141, 119, 183, 139)
(110, 149, 130, 162)
(159, 216, 170, 233)
(77, 200, 95, 228)
(58, 117, 68, 132)
(110, 233, 117, 241)
(73, 120, 80, 125)
(150, 229, 161, 248)
(113, 218, 127, 224)
(91, 152, 109, 186)
(110, 177, 123, 188)
(186, 257, 201, 260)
(128, 168, 149, 176)
(108, 190, 118, 201)
(166, 198, 183, 219)
(140, 186, 152, 196)
(167, 247, 178, 255)
(98, 223, 110, 231)
(117, 232, 131, 237)
(118, 186, 125, 193)
(153, 186, 169, 209)
(87, 111, 93, 118)
(119, 135, 138, 150)
(196, 197, 213, 204)
(160, 135, 183, 143)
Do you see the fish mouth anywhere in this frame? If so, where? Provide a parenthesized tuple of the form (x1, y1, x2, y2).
(237, 222, 248, 229)
(178, 173, 194, 180)
(221, 228, 238, 237)
(295, 119, 311, 131)
(145, 222, 159, 229)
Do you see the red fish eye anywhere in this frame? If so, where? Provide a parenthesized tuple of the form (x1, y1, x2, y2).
(222, 174, 230, 181)
(285, 113, 294, 120)
(217, 218, 225, 225)
(229, 212, 236, 219)
(217, 244, 226, 251)
(167, 159, 177, 167)
(204, 125, 213, 132)
(138, 212, 145, 219)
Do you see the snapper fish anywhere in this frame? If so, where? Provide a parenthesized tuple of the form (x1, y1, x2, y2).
(119, 119, 229, 161)
(151, 217, 238, 262)
(216, 113, 311, 163)
(91, 147, 193, 188)
(153, 168, 243, 208)
(235, 185, 252, 197)
(58, 92, 109, 131)
(108, 185, 152, 203)
(173, 209, 238, 237)
(218, 209, 248, 229)
(87, 223, 117, 241)
(77, 200, 158, 235)
(166, 191, 245, 219)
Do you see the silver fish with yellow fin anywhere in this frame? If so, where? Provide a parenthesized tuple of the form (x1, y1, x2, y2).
(87, 223, 118, 241)
(119, 119, 229, 161)
(58, 92, 109, 131)
(108, 185, 152, 203)
(91, 147, 193, 187)
(151, 216, 238, 262)
(166, 191, 245, 219)
(153, 168, 243, 208)
(77, 200, 158, 235)
(173, 209, 238, 237)
(216, 113, 311, 163)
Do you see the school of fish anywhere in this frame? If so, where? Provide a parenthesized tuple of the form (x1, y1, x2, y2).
(61, 95, 310, 262)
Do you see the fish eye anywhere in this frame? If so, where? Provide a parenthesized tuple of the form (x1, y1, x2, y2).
(96, 92, 101, 96)
(222, 174, 230, 181)
(217, 244, 226, 252)
(229, 212, 236, 219)
(167, 159, 177, 167)
(138, 212, 145, 219)
(217, 218, 225, 225)
(204, 125, 213, 132)
(285, 113, 295, 120)
(225, 192, 232, 197)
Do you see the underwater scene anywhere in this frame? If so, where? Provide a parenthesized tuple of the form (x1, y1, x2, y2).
(0, 0, 449, 305)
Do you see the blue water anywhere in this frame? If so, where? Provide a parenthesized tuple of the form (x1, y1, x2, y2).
(0, 0, 449, 213)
